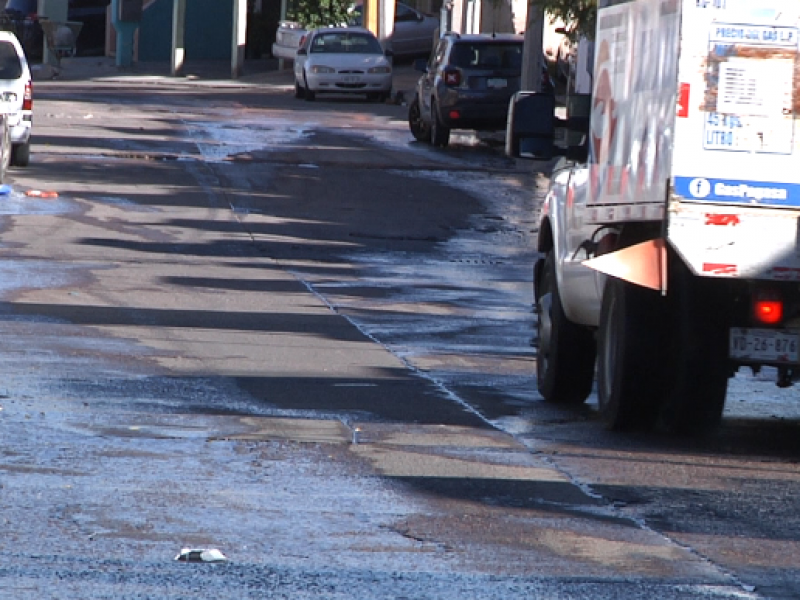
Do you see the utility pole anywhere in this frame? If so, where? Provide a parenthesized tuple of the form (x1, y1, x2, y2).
(232, 0, 247, 78)
(171, 0, 186, 76)
(520, 0, 544, 91)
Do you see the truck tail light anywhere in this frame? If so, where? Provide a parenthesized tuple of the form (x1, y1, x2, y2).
(22, 81, 32, 111)
(753, 290, 783, 325)
(443, 68, 461, 86)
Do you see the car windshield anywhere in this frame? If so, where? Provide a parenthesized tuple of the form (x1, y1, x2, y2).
(450, 42, 523, 69)
(310, 32, 383, 54)
(0, 42, 22, 79)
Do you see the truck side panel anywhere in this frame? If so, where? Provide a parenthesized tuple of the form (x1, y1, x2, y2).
(587, 0, 681, 221)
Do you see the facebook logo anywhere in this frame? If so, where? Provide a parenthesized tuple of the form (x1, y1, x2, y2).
(689, 178, 712, 198)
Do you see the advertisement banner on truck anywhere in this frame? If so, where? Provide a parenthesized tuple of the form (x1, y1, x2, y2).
(671, 0, 800, 207)
(589, 0, 679, 213)
(667, 1, 800, 281)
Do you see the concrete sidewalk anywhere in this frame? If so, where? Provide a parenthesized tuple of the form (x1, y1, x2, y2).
(31, 55, 421, 103)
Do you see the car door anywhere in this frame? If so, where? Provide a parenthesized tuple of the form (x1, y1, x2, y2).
(391, 3, 424, 56)
(293, 31, 312, 85)
(418, 38, 446, 121)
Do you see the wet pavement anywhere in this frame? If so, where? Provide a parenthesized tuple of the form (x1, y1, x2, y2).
(0, 61, 793, 598)
(31, 54, 423, 105)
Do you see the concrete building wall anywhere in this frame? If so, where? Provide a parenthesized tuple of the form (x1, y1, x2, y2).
(138, 0, 233, 61)
(478, 0, 514, 34)
(450, 0, 524, 35)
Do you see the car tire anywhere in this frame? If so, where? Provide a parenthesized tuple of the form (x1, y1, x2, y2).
(303, 74, 316, 101)
(535, 252, 596, 405)
(408, 97, 431, 143)
(657, 255, 729, 435)
(0, 119, 9, 183)
(11, 140, 30, 168)
(430, 100, 450, 148)
(597, 275, 666, 432)
(294, 81, 305, 99)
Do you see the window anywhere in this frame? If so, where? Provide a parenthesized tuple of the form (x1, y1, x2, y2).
(450, 42, 523, 69)
(0, 43, 22, 79)
(311, 32, 383, 54)
(395, 4, 417, 22)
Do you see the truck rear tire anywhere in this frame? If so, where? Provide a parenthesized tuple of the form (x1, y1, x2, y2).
(658, 258, 729, 435)
(535, 253, 596, 404)
(597, 276, 667, 431)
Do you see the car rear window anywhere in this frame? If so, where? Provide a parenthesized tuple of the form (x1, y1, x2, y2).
(0, 42, 22, 79)
(450, 42, 523, 69)
(311, 32, 383, 54)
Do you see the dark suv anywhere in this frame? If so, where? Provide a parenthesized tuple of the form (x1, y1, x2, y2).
(408, 33, 527, 148)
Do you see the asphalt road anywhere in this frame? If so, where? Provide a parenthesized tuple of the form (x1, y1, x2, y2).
(0, 66, 795, 598)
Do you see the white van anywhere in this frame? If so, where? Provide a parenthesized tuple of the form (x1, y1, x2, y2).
(0, 30, 31, 169)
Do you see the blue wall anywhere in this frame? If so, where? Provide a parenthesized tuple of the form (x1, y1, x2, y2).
(138, 0, 233, 62)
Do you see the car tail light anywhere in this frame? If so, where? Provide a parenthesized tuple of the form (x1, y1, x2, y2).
(753, 290, 783, 325)
(22, 81, 31, 111)
(443, 67, 461, 87)
(448, 109, 460, 120)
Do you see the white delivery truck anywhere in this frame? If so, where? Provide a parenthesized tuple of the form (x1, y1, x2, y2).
(508, 0, 800, 434)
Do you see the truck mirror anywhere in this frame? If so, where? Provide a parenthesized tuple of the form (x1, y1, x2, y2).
(566, 94, 590, 133)
(564, 93, 590, 163)
(506, 92, 557, 159)
(565, 143, 588, 162)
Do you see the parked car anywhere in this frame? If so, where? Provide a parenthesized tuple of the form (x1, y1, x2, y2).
(0, 30, 31, 167)
(272, 19, 306, 61)
(408, 32, 526, 148)
(294, 27, 393, 102)
(1, 0, 109, 60)
(273, 2, 438, 61)
(349, 2, 438, 58)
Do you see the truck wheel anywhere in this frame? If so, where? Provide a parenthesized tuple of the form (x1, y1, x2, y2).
(430, 100, 450, 148)
(658, 258, 729, 435)
(597, 276, 667, 431)
(294, 81, 305, 99)
(408, 97, 431, 143)
(536, 253, 596, 404)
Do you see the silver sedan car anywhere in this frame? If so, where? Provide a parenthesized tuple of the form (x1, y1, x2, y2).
(349, 2, 439, 57)
(273, 2, 439, 61)
(293, 28, 393, 102)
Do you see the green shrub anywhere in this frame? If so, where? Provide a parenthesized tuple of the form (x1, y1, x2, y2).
(287, 0, 352, 29)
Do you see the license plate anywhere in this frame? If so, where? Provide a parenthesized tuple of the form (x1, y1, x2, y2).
(487, 78, 507, 89)
(730, 328, 800, 362)
(342, 75, 361, 83)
